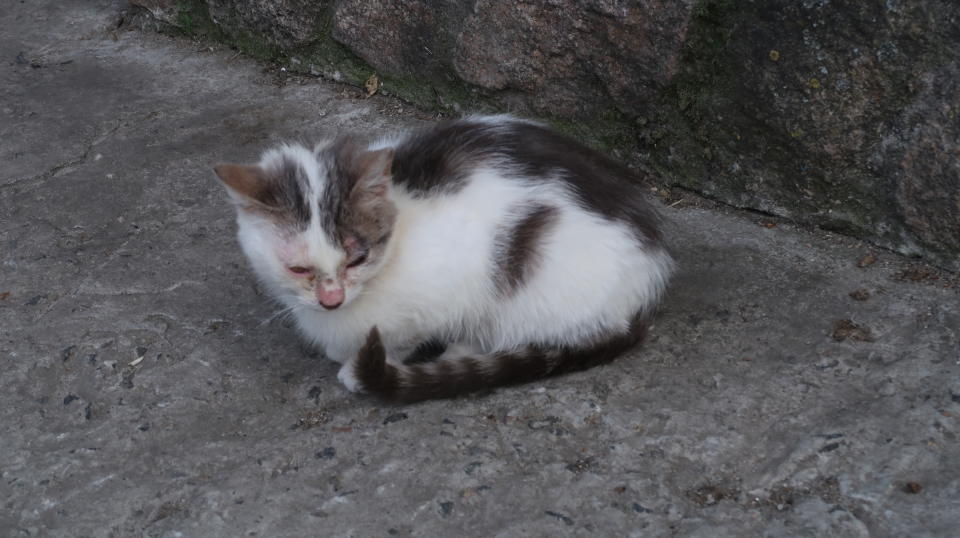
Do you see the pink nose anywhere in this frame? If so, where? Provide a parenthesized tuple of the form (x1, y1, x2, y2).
(316, 283, 344, 310)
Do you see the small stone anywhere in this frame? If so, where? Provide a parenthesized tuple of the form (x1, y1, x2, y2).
(545, 510, 574, 526)
(383, 412, 408, 425)
(878, 379, 897, 396)
(292, 410, 330, 430)
(815, 359, 839, 370)
(903, 482, 922, 494)
(121, 369, 135, 389)
(565, 457, 596, 474)
(849, 289, 870, 301)
(438, 501, 453, 517)
(527, 416, 562, 430)
(464, 461, 483, 475)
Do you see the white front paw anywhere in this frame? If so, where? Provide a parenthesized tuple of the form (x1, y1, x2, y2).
(337, 362, 363, 393)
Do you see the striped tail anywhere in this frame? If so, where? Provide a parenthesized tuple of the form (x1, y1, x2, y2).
(351, 320, 648, 403)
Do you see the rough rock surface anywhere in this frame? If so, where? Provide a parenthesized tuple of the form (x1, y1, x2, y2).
(130, 0, 960, 271)
(334, 0, 696, 119)
(650, 1, 960, 271)
(4, 2, 960, 536)
(205, 0, 331, 50)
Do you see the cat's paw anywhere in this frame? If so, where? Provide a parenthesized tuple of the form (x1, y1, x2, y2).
(337, 362, 363, 393)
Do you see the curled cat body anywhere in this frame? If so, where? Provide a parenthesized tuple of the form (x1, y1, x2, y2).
(215, 115, 674, 402)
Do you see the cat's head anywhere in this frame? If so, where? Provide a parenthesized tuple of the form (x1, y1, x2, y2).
(215, 139, 397, 311)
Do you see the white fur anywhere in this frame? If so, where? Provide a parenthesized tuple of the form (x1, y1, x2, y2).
(232, 118, 674, 376)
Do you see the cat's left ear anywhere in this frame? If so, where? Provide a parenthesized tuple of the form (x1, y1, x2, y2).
(351, 148, 394, 198)
(213, 164, 269, 205)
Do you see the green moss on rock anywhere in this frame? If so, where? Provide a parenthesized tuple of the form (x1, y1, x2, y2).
(173, 1, 223, 41)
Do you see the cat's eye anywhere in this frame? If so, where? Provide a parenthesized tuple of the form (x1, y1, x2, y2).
(287, 265, 312, 275)
(346, 253, 368, 268)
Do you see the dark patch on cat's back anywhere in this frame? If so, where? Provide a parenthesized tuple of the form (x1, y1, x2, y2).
(494, 203, 559, 295)
(392, 119, 663, 245)
(501, 123, 663, 245)
(391, 121, 500, 195)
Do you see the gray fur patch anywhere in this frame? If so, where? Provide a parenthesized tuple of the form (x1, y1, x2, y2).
(263, 157, 312, 230)
(316, 138, 358, 241)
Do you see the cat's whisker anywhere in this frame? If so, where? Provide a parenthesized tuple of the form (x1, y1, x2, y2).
(260, 295, 305, 326)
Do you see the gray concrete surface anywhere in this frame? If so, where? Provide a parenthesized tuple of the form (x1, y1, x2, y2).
(2, 2, 959, 537)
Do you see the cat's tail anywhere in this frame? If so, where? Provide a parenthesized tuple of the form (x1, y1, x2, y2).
(348, 321, 647, 403)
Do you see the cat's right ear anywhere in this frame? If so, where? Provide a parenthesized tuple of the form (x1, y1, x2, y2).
(214, 164, 269, 207)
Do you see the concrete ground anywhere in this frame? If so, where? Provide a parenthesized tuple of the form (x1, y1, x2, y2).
(2, 2, 958, 536)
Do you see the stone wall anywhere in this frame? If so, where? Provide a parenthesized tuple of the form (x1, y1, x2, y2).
(131, 0, 960, 270)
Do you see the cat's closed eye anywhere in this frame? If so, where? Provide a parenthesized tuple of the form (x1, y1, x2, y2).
(346, 253, 368, 268)
(288, 265, 313, 275)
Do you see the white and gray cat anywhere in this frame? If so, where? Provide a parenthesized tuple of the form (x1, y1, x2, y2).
(214, 115, 673, 402)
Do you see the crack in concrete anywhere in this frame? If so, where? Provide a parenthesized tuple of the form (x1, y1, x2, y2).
(32, 230, 139, 323)
(76, 280, 207, 298)
(1, 120, 122, 192)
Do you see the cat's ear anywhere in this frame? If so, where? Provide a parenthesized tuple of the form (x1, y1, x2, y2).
(213, 164, 270, 206)
(351, 148, 394, 198)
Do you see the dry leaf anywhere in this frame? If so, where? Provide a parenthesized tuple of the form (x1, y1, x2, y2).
(856, 254, 877, 268)
(894, 266, 938, 283)
(364, 74, 379, 97)
(848, 289, 870, 301)
(831, 319, 874, 342)
(903, 482, 922, 494)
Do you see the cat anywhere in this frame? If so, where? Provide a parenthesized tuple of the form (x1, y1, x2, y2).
(214, 115, 674, 402)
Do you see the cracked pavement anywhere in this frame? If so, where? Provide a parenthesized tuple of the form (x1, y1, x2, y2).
(2, 1, 959, 537)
